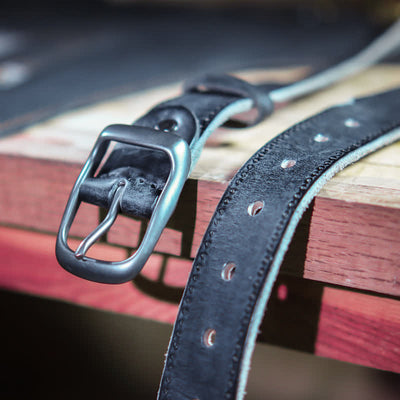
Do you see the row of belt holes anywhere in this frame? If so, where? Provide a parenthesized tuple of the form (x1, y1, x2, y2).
(199, 120, 360, 394)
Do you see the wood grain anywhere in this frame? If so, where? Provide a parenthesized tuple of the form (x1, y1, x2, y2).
(261, 275, 400, 374)
(305, 198, 400, 296)
(316, 286, 400, 373)
(0, 157, 399, 296)
(1, 226, 399, 373)
(0, 67, 399, 294)
(0, 226, 180, 324)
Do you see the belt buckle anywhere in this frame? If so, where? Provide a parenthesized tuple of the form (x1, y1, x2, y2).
(56, 124, 191, 284)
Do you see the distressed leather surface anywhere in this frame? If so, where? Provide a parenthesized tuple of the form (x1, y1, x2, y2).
(79, 91, 239, 217)
(79, 75, 276, 218)
(157, 88, 400, 400)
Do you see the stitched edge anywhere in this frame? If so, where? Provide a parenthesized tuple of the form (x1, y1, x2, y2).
(160, 92, 400, 399)
(226, 119, 400, 399)
(226, 118, 400, 399)
(160, 110, 314, 397)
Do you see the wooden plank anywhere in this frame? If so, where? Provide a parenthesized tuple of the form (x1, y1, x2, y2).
(1, 226, 399, 373)
(316, 286, 400, 373)
(281, 197, 400, 296)
(1, 65, 399, 184)
(0, 66, 400, 297)
(0, 226, 180, 324)
(259, 275, 400, 374)
(1, 157, 399, 296)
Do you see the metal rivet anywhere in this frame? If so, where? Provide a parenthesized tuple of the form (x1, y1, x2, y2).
(344, 118, 360, 128)
(313, 133, 329, 142)
(203, 329, 216, 347)
(281, 159, 296, 169)
(247, 200, 264, 216)
(222, 262, 236, 281)
(155, 119, 178, 132)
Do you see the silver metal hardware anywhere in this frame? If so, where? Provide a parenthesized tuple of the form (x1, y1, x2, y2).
(74, 180, 127, 260)
(56, 124, 191, 284)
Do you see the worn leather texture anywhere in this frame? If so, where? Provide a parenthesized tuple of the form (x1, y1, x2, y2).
(157, 88, 400, 400)
(184, 74, 275, 127)
(79, 74, 276, 218)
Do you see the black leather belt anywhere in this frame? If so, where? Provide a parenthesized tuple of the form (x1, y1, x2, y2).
(54, 18, 400, 400)
(56, 19, 400, 282)
(156, 87, 400, 400)
(56, 75, 271, 282)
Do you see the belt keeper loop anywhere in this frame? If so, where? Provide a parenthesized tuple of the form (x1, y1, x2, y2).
(183, 73, 274, 128)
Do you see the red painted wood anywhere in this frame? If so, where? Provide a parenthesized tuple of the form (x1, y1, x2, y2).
(305, 197, 400, 296)
(1, 154, 400, 297)
(0, 226, 179, 324)
(1, 226, 400, 374)
(316, 287, 400, 373)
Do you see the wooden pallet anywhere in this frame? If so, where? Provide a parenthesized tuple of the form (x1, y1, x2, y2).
(0, 65, 399, 372)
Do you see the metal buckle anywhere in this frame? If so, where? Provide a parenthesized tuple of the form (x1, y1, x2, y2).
(56, 124, 191, 284)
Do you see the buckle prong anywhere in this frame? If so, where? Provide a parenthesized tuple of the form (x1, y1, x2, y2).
(56, 124, 191, 284)
(74, 180, 127, 260)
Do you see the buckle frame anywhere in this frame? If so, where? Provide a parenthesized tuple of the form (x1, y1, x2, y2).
(56, 124, 191, 284)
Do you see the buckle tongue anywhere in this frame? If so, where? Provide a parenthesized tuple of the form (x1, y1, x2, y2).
(56, 124, 191, 284)
(74, 179, 127, 260)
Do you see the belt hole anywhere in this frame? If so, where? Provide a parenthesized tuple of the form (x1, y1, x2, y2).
(203, 329, 216, 347)
(281, 159, 296, 169)
(247, 200, 264, 216)
(196, 84, 208, 92)
(155, 119, 178, 132)
(344, 118, 360, 128)
(313, 133, 329, 142)
(222, 262, 236, 281)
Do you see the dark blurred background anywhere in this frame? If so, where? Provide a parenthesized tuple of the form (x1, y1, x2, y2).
(1, 289, 400, 400)
(1, 0, 400, 399)
(1, 0, 398, 137)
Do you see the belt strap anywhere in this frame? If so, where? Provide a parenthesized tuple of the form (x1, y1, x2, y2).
(78, 75, 271, 219)
(157, 87, 400, 400)
(56, 84, 258, 283)
(56, 19, 400, 283)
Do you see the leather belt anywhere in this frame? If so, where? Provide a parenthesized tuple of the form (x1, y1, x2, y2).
(56, 76, 268, 283)
(157, 87, 400, 400)
(54, 18, 400, 398)
(56, 19, 400, 282)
